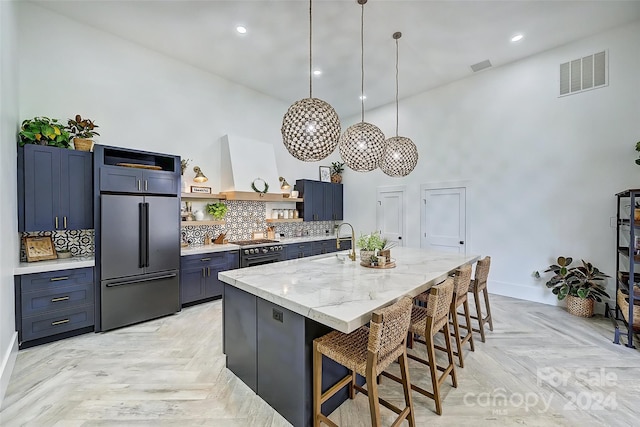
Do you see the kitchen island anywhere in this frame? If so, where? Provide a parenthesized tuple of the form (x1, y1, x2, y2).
(219, 247, 479, 427)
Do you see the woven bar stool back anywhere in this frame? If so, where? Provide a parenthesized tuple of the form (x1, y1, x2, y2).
(313, 297, 415, 427)
(448, 264, 474, 368)
(468, 256, 493, 342)
(401, 278, 457, 415)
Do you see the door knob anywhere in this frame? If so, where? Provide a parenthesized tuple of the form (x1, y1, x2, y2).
(459, 241, 464, 244)
(398, 236, 402, 240)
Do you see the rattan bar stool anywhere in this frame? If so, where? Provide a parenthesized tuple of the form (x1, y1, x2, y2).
(313, 297, 415, 427)
(467, 256, 493, 342)
(386, 278, 457, 415)
(440, 264, 474, 368)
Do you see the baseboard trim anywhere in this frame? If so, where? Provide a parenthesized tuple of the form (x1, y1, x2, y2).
(0, 332, 18, 407)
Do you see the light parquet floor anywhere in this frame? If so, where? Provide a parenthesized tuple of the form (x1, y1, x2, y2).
(1, 295, 638, 426)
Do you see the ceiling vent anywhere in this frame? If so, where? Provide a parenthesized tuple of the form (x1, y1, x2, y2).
(470, 59, 492, 73)
(559, 50, 607, 97)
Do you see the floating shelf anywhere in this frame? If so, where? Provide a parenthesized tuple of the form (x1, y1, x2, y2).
(181, 192, 226, 200)
(281, 197, 304, 203)
(266, 218, 303, 223)
(181, 220, 225, 226)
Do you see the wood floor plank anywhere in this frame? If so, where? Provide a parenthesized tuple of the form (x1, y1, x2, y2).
(1, 294, 638, 426)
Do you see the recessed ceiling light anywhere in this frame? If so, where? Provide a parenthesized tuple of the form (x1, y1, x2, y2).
(360, 95, 367, 100)
(236, 26, 247, 34)
(511, 34, 523, 42)
(313, 70, 322, 76)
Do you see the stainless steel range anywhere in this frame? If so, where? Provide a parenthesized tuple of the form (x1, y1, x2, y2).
(230, 239, 284, 268)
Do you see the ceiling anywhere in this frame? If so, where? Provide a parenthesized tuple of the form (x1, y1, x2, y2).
(33, 0, 640, 119)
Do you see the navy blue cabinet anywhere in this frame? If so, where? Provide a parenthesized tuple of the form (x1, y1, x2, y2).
(99, 166, 178, 195)
(295, 180, 343, 221)
(285, 242, 314, 260)
(19, 145, 93, 232)
(16, 267, 95, 347)
(180, 251, 239, 305)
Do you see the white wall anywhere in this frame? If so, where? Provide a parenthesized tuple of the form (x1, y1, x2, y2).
(0, 0, 20, 406)
(342, 20, 640, 306)
(17, 3, 325, 194)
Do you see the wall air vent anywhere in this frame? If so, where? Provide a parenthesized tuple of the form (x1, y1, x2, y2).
(559, 50, 607, 97)
(470, 59, 492, 73)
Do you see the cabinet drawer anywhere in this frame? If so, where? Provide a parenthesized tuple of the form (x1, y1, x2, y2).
(181, 252, 229, 269)
(22, 283, 94, 317)
(21, 268, 94, 292)
(22, 304, 94, 342)
(313, 241, 334, 255)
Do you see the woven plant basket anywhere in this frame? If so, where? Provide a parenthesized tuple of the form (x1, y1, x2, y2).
(331, 173, 342, 184)
(73, 138, 93, 151)
(617, 289, 640, 331)
(360, 250, 375, 263)
(566, 295, 594, 318)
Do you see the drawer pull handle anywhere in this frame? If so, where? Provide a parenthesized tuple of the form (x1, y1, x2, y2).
(51, 319, 69, 326)
(55, 216, 59, 229)
(200, 258, 211, 262)
(51, 296, 70, 302)
(63, 216, 67, 229)
(138, 180, 141, 191)
(50, 277, 69, 282)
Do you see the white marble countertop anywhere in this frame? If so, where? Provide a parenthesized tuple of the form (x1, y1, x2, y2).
(219, 247, 480, 334)
(14, 256, 95, 275)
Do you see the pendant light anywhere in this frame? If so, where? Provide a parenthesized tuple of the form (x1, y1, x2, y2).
(281, 0, 341, 162)
(380, 32, 418, 177)
(338, 0, 386, 172)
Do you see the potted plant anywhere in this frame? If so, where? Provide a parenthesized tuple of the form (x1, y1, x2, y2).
(635, 141, 640, 166)
(66, 114, 99, 151)
(18, 117, 72, 148)
(538, 256, 610, 317)
(206, 202, 228, 220)
(356, 231, 385, 261)
(330, 161, 345, 183)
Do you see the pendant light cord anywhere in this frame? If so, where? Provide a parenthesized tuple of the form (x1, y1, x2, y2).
(309, 0, 313, 98)
(360, 2, 365, 123)
(395, 37, 399, 137)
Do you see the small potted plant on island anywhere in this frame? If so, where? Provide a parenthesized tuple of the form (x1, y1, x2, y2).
(356, 231, 385, 263)
(538, 256, 610, 317)
(330, 161, 345, 183)
(18, 117, 72, 148)
(66, 114, 99, 151)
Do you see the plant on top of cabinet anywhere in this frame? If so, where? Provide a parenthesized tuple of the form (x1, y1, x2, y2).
(18, 117, 72, 148)
(635, 141, 640, 166)
(66, 114, 100, 152)
(330, 161, 344, 183)
(206, 202, 228, 220)
(537, 256, 610, 317)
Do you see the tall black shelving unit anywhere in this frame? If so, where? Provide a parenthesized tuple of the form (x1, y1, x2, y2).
(609, 189, 640, 347)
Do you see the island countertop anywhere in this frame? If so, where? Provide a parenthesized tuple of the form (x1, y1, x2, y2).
(219, 247, 479, 333)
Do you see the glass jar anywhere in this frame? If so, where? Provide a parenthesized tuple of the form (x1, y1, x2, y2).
(293, 209, 299, 219)
(283, 209, 289, 219)
(277, 209, 284, 219)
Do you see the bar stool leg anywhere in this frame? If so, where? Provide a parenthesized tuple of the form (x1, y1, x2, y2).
(483, 287, 494, 331)
(398, 349, 416, 427)
(426, 333, 442, 415)
(463, 299, 475, 352)
(450, 302, 464, 368)
(473, 287, 486, 343)
(365, 356, 382, 427)
(313, 341, 322, 427)
(443, 322, 458, 388)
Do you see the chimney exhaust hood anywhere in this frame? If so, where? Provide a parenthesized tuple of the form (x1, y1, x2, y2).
(219, 134, 287, 201)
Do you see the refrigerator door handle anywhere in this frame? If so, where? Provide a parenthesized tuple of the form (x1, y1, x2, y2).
(144, 202, 150, 267)
(105, 273, 178, 288)
(138, 202, 146, 269)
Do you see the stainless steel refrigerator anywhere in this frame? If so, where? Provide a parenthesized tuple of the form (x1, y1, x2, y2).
(100, 194, 180, 331)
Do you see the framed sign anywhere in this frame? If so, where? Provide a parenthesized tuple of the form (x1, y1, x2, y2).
(24, 236, 57, 262)
(319, 166, 331, 182)
(190, 186, 212, 194)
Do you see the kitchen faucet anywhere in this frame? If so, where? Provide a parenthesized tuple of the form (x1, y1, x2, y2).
(336, 223, 356, 261)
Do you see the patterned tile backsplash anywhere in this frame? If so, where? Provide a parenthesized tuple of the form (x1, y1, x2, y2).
(20, 229, 95, 261)
(181, 200, 337, 245)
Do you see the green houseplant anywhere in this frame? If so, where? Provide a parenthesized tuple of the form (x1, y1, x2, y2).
(635, 141, 640, 166)
(66, 114, 100, 151)
(330, 161, 345, 183)
(539, 256, 610, 317)
(357, 231, 385, 261)
(206, 202, 227, 220)
(18, 117, 72, 148)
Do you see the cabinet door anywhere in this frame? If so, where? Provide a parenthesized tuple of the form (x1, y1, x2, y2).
(143, 170, 179, 195)
(180, 267, 206, 304)
(23, 145, 61, 232)
(60, 150, 93, 230)
(322, 183, 334, 221)
(99, 165, 144, 193)
(332, 184, 343, 221)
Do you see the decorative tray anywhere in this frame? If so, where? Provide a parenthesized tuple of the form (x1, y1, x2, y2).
(360, 261, 396, 269)
(115, 162, 163, 170)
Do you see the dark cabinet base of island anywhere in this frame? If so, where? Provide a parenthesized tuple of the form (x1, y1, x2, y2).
(223, 284, 363, 427)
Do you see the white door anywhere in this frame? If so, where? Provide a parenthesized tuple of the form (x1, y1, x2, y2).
(421, 187, 466, 253)
(376, 187, 405, 247)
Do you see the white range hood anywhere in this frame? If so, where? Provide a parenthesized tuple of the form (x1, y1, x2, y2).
(219, 134, 285, 201)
